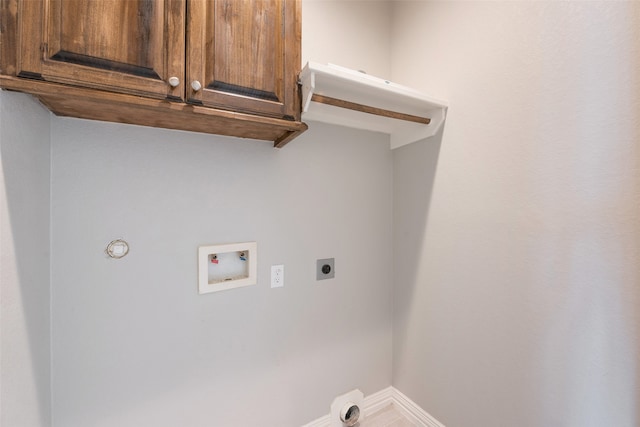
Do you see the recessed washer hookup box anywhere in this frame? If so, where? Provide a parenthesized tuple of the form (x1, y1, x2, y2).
(198, 242, 257, 294)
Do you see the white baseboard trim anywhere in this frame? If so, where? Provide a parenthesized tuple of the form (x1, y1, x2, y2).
(301, 386, 445, 427)
(390, 387, 445, 427)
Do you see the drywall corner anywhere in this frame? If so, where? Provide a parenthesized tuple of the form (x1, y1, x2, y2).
(0, 90, 52, 427)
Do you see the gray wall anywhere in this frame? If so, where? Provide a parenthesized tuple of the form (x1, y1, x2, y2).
(45, 2, 394, 426)
(52, 119, 391, 427)
(391, 2, 640, 426)
(50, 121, 392, 427)
(0, 91, 51, 426)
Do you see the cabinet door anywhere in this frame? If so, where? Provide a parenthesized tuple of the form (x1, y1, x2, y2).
(187, 0, 301, 120)
(18, 0, 185, 100)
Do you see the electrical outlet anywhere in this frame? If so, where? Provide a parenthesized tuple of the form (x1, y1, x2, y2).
(271, 265, 284, 288)
(316, 258, 335, 280)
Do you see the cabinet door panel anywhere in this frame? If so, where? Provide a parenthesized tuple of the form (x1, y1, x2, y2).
(187, 0, 301, 120)
(19, 0, 185, 100)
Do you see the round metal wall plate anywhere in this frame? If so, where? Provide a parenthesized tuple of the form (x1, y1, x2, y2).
(106, 239, 129, 259)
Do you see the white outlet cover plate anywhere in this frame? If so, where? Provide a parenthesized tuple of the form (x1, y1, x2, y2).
(271, 264, 284, 288)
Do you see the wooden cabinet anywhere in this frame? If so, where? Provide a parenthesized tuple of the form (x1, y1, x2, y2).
(0, 0, 306, 147)
(188, 0, 300, 120)
(17, 0, 185, 101)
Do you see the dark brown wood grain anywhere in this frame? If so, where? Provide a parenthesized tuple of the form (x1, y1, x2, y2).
(187, 0, 301, 120)
(0, 76, 306, 145)
(0, 0, 306, 146)
(311, 94, 431, 125)
(0, 0, 18, 76)
(19, 0, 185, 100)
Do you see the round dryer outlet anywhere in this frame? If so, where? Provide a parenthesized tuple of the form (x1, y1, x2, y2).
(330, 389, 364, 427)
(340, 402, 360, 426)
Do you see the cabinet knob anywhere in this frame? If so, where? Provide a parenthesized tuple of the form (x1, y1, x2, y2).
(191, 80, 202, 92)
(168, 76, 180, 87)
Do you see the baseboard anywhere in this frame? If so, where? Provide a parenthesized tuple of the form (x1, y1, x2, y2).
(361, 386, 395, 418)
(301, 386, 445, 427)
(390, 387, 445, 427)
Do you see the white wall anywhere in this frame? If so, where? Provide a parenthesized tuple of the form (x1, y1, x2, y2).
(0, 91, 51, 427)
(391, 2, 640, 427)
(302, 0, 392, 78)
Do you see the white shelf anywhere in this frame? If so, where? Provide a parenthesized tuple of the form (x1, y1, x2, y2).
(299, 62, 448, 149)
